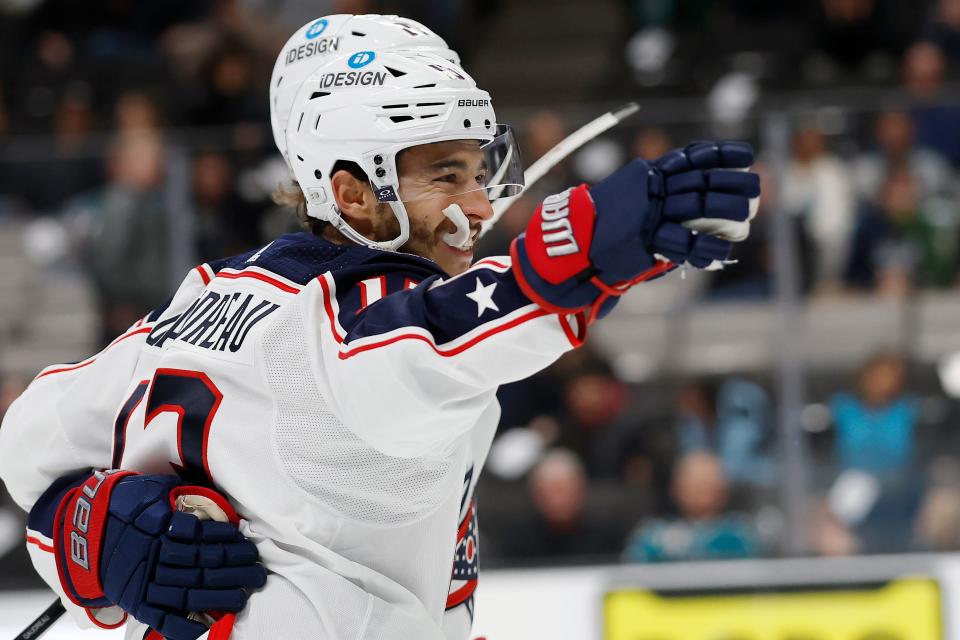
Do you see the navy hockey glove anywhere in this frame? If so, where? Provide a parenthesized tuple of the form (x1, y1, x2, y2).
(53, 471, 266, 640)
(511, 141, 760, 320)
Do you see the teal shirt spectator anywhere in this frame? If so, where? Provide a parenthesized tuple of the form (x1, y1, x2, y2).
(623, 515, 760, 563)
(829, 393, 919, 476)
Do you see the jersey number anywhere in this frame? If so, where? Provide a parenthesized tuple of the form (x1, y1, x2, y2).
(113, 368, 223, 486)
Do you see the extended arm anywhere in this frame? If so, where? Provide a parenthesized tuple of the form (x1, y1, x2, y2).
(308, 141, 760, 457)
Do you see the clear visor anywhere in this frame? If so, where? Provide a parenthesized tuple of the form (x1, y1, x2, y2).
(377, 124, 524, 205)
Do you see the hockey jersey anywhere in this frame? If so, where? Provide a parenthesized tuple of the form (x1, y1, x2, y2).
(0, 232, 586, 640)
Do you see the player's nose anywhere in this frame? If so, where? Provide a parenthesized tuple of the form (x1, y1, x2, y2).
(454, 187, 494, 222)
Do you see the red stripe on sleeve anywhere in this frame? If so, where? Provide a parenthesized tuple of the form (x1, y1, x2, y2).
(318, 273, 556, 359)
(26, 535, 54, 553)
(216, 270, 300, 294)
(35, 327, 153, 380)
(195, 265, 212, 285)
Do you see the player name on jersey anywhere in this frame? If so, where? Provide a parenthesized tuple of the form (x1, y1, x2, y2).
(147, 291, 279, 353)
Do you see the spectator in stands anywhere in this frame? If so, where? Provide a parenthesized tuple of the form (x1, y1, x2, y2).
(913, 458, 960, 552)
(852, 109, 955, 202)
(84, 132, 174, 343)
(823, 353, 930, 553)
(808, 499, 861, 556)
(485, 347, 648, 485)
(845, 164, 959, 292)
(830, 353, 918, 477)
(10, 31, 79, 134)
(781, 124, 855, 293)
(623, 452, 761, 562)
(807, 0, 918, 75)
(632, 127, 672, 161)
(192, 151, 261, 261)
(923, 0, 960, 60)
(903, 41, 960, 167)
(114, 90, 164, 134)
(189, 41, 268, 135)
(4, 85, 104, 215)
(553, 357, 667, 488)
(521, 110, 572, 195)
(498, 449, 626, 561)
(675, 379, 776, 489)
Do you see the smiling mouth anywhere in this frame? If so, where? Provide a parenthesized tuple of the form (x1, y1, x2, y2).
(461, 228, 482, 251)
(442, 227, 480, 253)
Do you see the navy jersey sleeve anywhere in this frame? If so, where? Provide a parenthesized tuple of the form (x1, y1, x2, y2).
(307, 255, 587, 456)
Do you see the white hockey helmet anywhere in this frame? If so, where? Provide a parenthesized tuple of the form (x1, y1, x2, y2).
(284, 49, 524, 251)
(270, 14, 460, 168)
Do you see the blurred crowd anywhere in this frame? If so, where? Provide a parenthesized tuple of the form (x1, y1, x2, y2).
(2, 0, 960, 582)
(474, 346, 960, 565)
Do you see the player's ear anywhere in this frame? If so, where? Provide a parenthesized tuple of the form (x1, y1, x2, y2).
(331, 169, 378, 229)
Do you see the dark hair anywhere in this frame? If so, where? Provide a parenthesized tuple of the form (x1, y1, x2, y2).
(271, 161, 369, 235)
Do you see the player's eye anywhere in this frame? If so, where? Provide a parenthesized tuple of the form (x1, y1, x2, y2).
(435, 173, 458, 183)
(475, 172, 487, 185)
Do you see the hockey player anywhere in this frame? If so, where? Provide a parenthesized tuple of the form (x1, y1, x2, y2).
(0, 18, 760, 640)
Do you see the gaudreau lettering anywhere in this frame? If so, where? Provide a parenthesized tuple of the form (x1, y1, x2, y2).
(147, 291, 279, 353)
(285, 38, 340, 65)
(317, 71, 388, 88)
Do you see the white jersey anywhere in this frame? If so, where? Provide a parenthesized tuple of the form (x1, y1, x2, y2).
(0, 232, 585, 640)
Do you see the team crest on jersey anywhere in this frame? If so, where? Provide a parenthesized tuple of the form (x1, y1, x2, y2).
(446, 497, 478, 614)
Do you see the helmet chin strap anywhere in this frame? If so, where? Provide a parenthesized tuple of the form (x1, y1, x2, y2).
(314, 201, 411, 252)
(441, 204, 471, 248)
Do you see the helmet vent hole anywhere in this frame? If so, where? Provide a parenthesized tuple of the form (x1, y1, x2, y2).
(309, 91, 331, 100)
(389, 115, 415, 123)
(384, 66, 407, 78)
(485, 119, 491, 128)
(416, 102, 444, 107)
(276, 75, 283, 87)
(296, 155, 304, 162)
(296, 113, 304, 132)
(315, 115, 321, 129)
(413, 83, 436, 89)
(382, 104, 409, 110)
(420, 114, 439, 119)
(351, 31, 366, 37)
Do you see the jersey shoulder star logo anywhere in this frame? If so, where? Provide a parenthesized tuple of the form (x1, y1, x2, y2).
(465, 277, 499, 317)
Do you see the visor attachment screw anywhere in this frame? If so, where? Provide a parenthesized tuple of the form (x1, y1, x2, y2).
(314, 169, 322, 179)
(375, 167, 386, 178)
(485, 119, 491, 129)
(463, 119, 471, 128)
(374, 155, 384, 165)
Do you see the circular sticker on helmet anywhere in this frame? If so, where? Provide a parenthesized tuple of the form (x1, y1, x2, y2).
(306, 19, 328, 39)
(348, 51, 376, 69)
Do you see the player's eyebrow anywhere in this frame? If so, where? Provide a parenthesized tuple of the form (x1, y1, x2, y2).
(428, 157, 488, 173)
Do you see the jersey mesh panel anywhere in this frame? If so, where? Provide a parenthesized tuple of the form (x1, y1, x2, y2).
(264, 307, 455, 526)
